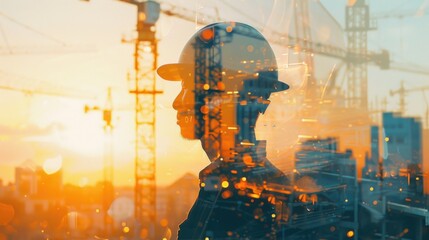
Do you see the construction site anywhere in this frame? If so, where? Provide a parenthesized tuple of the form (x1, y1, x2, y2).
(0, 0, 429, 239)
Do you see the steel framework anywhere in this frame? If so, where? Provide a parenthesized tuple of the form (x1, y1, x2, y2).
(129, 31, 161, 240)
(126, 1, 162, 239)
(345, 0, 376, 109)
(194, 26, 224, 154)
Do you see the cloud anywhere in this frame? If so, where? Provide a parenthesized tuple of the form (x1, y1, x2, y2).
(0, 123, 64, 167)
(0, 123, 64, 139)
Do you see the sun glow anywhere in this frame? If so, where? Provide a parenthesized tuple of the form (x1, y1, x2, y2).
(42, 155, 62, 175)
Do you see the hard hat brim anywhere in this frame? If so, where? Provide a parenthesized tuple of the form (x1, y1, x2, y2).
(157, 63, 290, 92)
(271, 80, 290, 92)
(157, 63, 190, 81)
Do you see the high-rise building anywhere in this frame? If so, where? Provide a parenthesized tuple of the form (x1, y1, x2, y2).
(14, 160, 64, 216)
(294, 137, 358, 238)
(359, 114, 428, 240)
(36, 167, 62, 198)
(14, 160, 63, 198)
(15, 161, 38, 197)
(362, 126, 382, 179)
(382, 112, 422, 171)
(295, 137, 356, 177)
(423, 129, 429, 195)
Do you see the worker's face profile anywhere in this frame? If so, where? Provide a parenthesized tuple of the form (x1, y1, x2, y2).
(162, 23, 289, 140)
(171, 69, 250, 140)
(172, 79, 198, 139)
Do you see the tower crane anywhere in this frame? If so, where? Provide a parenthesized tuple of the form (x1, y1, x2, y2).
(293, 0, 316, 100)
(84, 87, 114, 237)
(162, 1, 428, 106)
(345, 0, 376, 109)
(389, 81, 429, 126)
(122, 2, 162, 239)
(80, 1, 163, 239)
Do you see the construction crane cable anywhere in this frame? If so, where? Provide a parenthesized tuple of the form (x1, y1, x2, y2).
(386, 1, 411, 16)
(372, 0, 429, 20)
(0, 69, 96, 99)
(0, 21, 12, 54)
(389, 62, 429, 76)
(218, 0, 264, 28)
(421, 90, 429, 128)
(317, 1, 344, 31)
(373, 9, 427, 19)
(161, 3, 349, 59)
(419, 0, 429, 14)
(0, 11, 67, 46)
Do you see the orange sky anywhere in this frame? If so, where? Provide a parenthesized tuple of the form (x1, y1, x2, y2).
(0, 0, 428, 187)
(0, 0, 209, 186)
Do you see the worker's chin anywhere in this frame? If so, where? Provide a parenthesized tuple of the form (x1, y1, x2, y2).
(180, 127, 199, 140)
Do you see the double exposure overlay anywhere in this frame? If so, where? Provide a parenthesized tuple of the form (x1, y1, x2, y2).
(0, 0, 428, 239)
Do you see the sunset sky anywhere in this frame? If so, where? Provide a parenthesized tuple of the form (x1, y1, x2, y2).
(0, 0, 428, 187)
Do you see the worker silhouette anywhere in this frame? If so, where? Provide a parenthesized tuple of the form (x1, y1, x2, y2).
(158, 22, 290, 239)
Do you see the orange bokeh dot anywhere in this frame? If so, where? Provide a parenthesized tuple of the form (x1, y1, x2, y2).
(243, 154, 253, 165)
(200, 105, 209, 114)
(140, 228, 149, 238)
(0, 203, 14, 225)
(200, 29, 214, 41)
(222, 190, 232, 199)
(160, 218, 168, 227)
(217, 82, 225, 91)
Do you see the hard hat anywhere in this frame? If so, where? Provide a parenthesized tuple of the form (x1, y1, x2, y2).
(157, 22, 289, 96)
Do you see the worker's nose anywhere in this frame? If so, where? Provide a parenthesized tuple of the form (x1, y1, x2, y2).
(172, 90, 184, 110)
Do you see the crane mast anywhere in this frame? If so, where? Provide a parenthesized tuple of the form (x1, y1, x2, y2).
(124, 1, 162, 239)
(81, 0, 162, 238)
(390, 81, 429, 117)
(345, 0, 376, 109)
(84, 88, 114, 237)
(293, 0, 315, 98)
(194, 27, 224, 153)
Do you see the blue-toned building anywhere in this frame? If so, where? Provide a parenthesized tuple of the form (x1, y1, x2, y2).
(383, 112, 422, 171)
(362, 126, 382, 179)
(293, 137, 358, 239)
(359, 113, 428, 240)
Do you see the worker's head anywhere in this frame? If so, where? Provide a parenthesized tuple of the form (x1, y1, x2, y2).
(157, 22, 289, 141)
